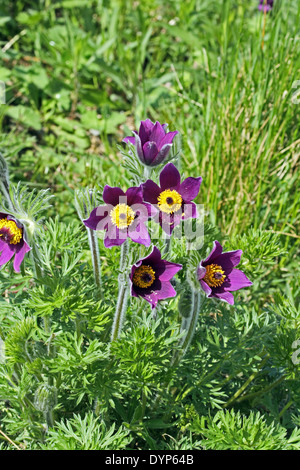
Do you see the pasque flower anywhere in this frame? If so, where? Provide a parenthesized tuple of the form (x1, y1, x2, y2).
(130, 246, 182, 309)
(197, 241, 252, 305)
(83, 185, 154, 248)
(123, 119, 178, 167)
(258, 0, 273, 12)
(0, 212, 31, 272)
(142, 162, 202, 234)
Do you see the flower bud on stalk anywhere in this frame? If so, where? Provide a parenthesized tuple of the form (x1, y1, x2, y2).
(123, 119, 178, 167)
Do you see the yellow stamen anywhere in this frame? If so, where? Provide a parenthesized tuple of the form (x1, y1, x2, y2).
(110, 203, 135, 229)
(0, 218, 23, 245)
(157, 189, 182, 214)
(132, 265, 156, 289)
(203, 263, 226, 288)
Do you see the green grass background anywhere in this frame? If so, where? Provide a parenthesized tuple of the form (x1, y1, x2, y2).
(1, 0, 299, 246)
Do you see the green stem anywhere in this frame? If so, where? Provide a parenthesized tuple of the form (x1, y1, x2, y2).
(74, 188, 102, 296)
(110, 240, 129, 343)
(171, 289, 201, 367)
(278, 399, 293, 419)
(152, 289, 202, 412)
(143, 165, 151, 181)
(163, 234, 172, 256)
(223, 353, 270, 408)
(87, 227, 102, 294)
(234, 374, 286, 405)
(0, 181, 14, 213)
(43, 315, 55, 428)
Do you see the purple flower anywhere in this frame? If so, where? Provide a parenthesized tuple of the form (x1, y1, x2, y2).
(197, 241, 252, 305)
(142, 162, 202, 234)
(0, 213, 31, 272)
(130, 246, 182, 309)
(123, 119, 179, 167)
(258, 0, 273, 12)
(83, 185, 154, 248)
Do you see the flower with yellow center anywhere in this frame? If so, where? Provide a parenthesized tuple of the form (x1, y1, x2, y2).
(110, 203, 135, 229)
(157, 189, 182, 214)
(203, 263, 226, 288)
(132, 265, 156, 289)
(0, 218, 23, 245)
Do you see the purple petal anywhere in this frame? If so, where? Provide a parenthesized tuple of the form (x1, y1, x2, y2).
(214, 249, 243, 272)
(144, 202, 157, 218)
(139, 119, 154, 145)
(225, 268, 252, 292)
(142, 141, 159, 165)
(136, 280, 177, 309)
(142, 245, 162, 267)
(200, 279, 212, 296)
(139, 290, 159, 309)
(197, 265, 206, 281)
(155, 260, 182, 281)
(156, 280, 177, 300)
(128, 221, 151, 247)
(122, 136, 136, 145)
(148, 121, 166, 145)
(130, 283, 140, 299)
(158, 130, 178, 149)
(83, 206, 111, 231)
(13, 241, 31, 272)
(130, 201, 155, 223)
(182, 201, 198, 219)
(103, 225, 127, 248)
(158, 211, 177, 235)
(125, 186, 143, 206)
(179, 176, 202, 201)
(142, 179, 161, 204)
(159, 162, 181, 190)
(201, 241, 223, 267)
(211, 291, 235, 305)
(102, 185, 125, 206)
(133, 133, 145, 163)
(0, 244, 15, 267)
(150, 144, 172, 166)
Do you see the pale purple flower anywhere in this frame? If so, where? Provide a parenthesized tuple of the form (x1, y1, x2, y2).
(142, 162, 202, 234)
(130, 245, 182, 309)
(83, 185, 154, 248)
(123, 119, 178, 167)
(258, 0, 274, 12)
(0, 212, 31, 272)
(197, 241, 252, 305)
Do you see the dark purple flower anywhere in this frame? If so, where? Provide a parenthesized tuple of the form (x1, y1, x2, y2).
(197, 241, 252, 305)
(0, 213, 31, 272)
(130, 245, 182, 309)
(258, 0, 273, 12)
(123, 119, 178, 167)
(83, 185, 154, 248)
(142, 162, 202, 234)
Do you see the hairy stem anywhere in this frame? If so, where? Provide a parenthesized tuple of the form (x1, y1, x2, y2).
(87, 227, 102, 295)
(43, 315, 56, 428)
(110, 240, 129, 343)
(171, 289, 202, 367)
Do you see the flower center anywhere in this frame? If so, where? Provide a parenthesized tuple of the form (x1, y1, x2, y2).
(132, 265, 156, 289)
(0, 218, 23, 245)
(203, 264, 226, 288)
(157, 189, 182, 214)
(110, 204, 135, 229)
